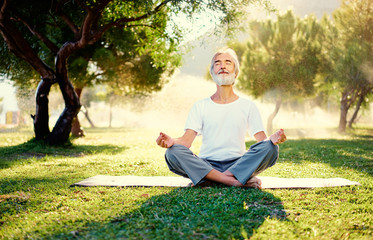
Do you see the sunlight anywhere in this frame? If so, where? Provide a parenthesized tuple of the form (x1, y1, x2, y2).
(167, 7, 223, 43)
(0, 80, 19, 125)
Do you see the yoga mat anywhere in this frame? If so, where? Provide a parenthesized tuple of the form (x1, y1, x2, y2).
(70, 175, 360, 189)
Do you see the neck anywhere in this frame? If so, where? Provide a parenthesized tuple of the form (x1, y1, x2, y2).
(211, 85, 238, 104)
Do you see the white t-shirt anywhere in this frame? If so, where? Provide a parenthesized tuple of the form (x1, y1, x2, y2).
(184, 97, 265, 161)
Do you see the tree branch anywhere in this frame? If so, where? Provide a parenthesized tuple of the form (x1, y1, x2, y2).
(0, 0, 55, 79)
(54, 0, 114, 74)
(55, 0, 80, 36)
(75, 0, 91, 12)
(89, 0, 171, 44)
(117, 0, 172, 23)
(121, 23, 158, 30)
(76, 0, 112, 47)
(11, 15, 59, 54)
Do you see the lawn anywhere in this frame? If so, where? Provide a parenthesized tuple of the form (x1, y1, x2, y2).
(0, 127, 372, 239)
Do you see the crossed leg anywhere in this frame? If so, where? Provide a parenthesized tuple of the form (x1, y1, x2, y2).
(167, 129, 286, 189)
(208, 129, 286, 189)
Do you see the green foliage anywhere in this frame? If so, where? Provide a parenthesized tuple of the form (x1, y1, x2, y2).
(315, 0, 373, 131)
(237, 10, 323, 101)
(0, 0, 262, 95)
(0, 0, 180, 95)
(0, 127, 372, 239)
(227, 40, 247, 64)
(319, 0, 373, 98)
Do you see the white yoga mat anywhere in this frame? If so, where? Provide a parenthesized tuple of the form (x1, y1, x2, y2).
(70, 175, 360, 189)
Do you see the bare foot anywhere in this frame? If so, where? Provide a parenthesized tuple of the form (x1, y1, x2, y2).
(243, 176, 262, 189)
(270, 129, 287, 145)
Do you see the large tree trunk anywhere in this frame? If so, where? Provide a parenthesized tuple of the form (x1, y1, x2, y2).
(71, 87, 85, 137)
(32, 79, 53, 139)
(348, 94, 364, 129)
(338, 101, 348, 133)
(338, 90, 353, 133)
(267, 99, 282, 135)
(0, 2, 56, 140)
(46, 43, 81, 145)
(1, 0, 173, 145)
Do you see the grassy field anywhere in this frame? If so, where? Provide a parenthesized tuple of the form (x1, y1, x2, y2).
(0, 127, 372, 239)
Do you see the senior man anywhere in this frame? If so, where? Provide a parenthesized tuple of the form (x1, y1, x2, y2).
(156, 47, 286, 188)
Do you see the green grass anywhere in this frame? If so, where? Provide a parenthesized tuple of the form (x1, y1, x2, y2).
(0, 127, 372, 239)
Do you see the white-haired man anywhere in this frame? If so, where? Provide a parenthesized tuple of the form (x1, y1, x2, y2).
(156, 47, 286, 188)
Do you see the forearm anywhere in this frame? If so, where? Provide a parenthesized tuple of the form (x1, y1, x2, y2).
(174, 129, 197, 148)
(174, 137, 192, 148)
(157, 129, 197, 149)
(254, 131, 267, 142)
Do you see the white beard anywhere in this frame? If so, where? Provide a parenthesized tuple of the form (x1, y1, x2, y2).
(212, 72, 236, 86)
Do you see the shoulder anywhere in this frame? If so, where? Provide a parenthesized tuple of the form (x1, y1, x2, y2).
(188, 98, 210, 116)
(196, 97, 211, 104)
(236, 97, 261, 116)
(192, 97, 211, 108)
(237, 97, 257, 107)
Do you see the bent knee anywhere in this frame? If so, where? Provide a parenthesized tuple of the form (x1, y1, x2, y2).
(251, 140, 279, 156)
(269, 140, 279, 152)
(166, 144, 182, 155)
(165, 147, 174, 161)
(267, 141, 279, 157)
(165, 144, 189, 160)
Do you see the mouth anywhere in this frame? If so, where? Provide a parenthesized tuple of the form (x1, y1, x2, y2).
(218, 70, 229, 75)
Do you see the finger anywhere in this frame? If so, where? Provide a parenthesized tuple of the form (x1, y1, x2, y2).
(156, 136, 163, 145)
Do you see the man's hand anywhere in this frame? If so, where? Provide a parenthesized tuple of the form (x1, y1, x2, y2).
(156, 132, 175, 148)
(270, 129, 286, 145)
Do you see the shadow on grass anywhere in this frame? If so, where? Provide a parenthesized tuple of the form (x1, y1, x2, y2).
(46, 187, 287, 239)
(0, 175, 74, 196)
(350, 134, 373, 140)
(0, 175, 90, 230)
(0, 139, 127, 169)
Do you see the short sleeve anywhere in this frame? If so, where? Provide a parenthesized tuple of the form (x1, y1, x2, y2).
(184, 101, 203, 135)
(247, 102, 265, 136)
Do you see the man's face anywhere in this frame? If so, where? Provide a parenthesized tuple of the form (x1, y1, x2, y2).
(213, 53, 236, 76)
(212, 53, 236, 86)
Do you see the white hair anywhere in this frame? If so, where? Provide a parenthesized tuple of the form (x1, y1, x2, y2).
(209, 47, 240, 78)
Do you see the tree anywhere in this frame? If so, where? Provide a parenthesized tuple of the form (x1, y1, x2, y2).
(319, 0, 373, 132)
(237, 10, 323, 134)
(0, 0, 256, 145)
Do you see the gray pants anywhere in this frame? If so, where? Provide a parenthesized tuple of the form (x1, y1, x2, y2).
(165, 140, 279, 185)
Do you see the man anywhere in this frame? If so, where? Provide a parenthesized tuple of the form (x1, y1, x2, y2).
(156, 47, 286, 188)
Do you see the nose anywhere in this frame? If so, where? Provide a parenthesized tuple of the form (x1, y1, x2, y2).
(220, 63, 230, 72)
